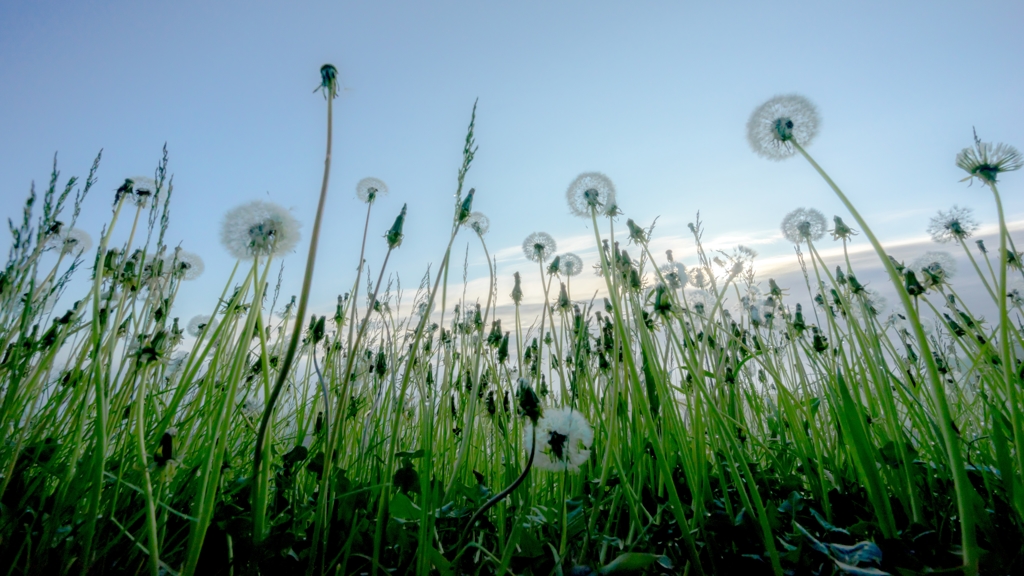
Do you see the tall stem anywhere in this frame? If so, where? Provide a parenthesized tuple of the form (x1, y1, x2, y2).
(253, 78, 335, 527)
(793, 141, 978, 575)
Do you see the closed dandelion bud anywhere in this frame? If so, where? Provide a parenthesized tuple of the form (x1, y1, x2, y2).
(312, 315, 326, 345)
(511, 272, 523, 304)
(374, 349, 387, 377)
(626, 218, 647, 244)
(831, 216, 856, 240)
(888, 255, 905, 273)
(629, 267, 642, 291)
(976, 239, 987, 254)
(557, 282, 570, 310)
(318, 63, 339, 99)
(769, 278, 782, 297)
(386, 204, 407, 249)
(486, 390, 497, 416)
(848, 274, 865, 294)
(835, 267, 846, 286)
(497, 332, 509, 363)
(547, 255, 562, 275)
(654, 283, 673, 316)
(792, 304, 806, 334)
(457, 188, 475, 224)
(516, 378, 542, 424)
(334, 295, 344, 326)
(487, 319, 502, 347)
(904, 269, 925, 297)
(812, 327, 828, 353)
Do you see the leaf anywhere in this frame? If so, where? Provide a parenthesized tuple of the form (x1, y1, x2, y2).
(396, 449, 425, 459)
(811, 508, 849, 535)
(428, 546, 453, 576)
(794, 522, 830, 556)
(833, 560, 891, 575)
(598, 553, 669, 575)
(389, 492, 420, 520)
(829, 541, 883, 566)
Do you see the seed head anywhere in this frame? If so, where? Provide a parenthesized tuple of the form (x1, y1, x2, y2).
(781, 208, 827, 244)
(956, 134, 1021, 187)
(522, 231, 557, 263)
(566, 172, 617, 218)
(524, 407, 593, 472)
(747, 94, 820, 161)
(220, 200, 301, 260)
(356, 177, 388, 204)
(558, 252, 584, 277)
(166, 249, 204, 281)
(927, 205, 979, 244)
(463, 211, 490, 236)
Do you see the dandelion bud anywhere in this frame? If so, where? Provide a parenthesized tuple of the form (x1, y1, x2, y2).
(831, 216, 856, 240)
(626, 219, 647, 244)
(557, 282, 570, 310)
(769, 279, 782, 297)
(319, 64, 339, 99)
(497, 332, 509, 363)
(312, 315, 326, 345)
(887, 255, 905, 273)
(547, 255, 562, 275)
(835, 267, 846, 286)
(334, 295, 344, 326)
(976, 239, 987, 254)
(904, 270, 926, 297)
(457, 188, 475, 224)
(385, 204, 407, 249)
(511, 272, 523, 304)
(516, 378, 542, 424)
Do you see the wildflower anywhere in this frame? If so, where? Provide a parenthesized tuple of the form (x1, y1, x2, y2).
(166, 249, 204, 280)
(186, 314, 216, 337)
(463, 211, 490, 235)
(746, 94, 820, 161)
(522, 232, 557, 262)
(927, 205, 979, 244)
(128, 176, 158, 207)
(558, 253, 584, 277)
(525, 407, 593, 472)
(356, 177, 388, 203)
(910, 251, 957, 288)
(50, 228, 93, 255)
(780, 208, 827, 244)
(566, 172, 616, 218)
(220, 200, 301, 260)
(956, 136, 1022, 187)
(660, 262, 688, 290)
(685, 289, 714, 315)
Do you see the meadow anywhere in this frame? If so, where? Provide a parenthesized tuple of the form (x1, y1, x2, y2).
(0, 66, 1022, 575)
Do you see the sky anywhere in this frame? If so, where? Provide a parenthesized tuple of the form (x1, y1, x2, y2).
(2, 1, 1023, 327)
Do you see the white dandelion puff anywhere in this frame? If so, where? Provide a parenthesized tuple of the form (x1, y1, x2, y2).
(660, 262, 688, 290)
(746, 94, 820, 161)
(51, 228, 93, 255)
(566, 172, 617, 218)
(463, 212, 490, 236)
(525, 407, 594, 472)
(910, 251, 957, 287)
(927, 205, 979, 244)
(522, 232, 557, 263)
(187, 314, 217, 338)
(780, 208, 828, 244)
(956, 140, 1022, 187)
(558, 253, 584, 277)
(356, 177, 388, 203)
(220, 200, 301, 260)
(850, 289, 887, 320)
(166, 249, 205, 281)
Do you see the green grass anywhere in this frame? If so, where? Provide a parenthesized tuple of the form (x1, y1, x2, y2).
(0, 75, 1022, 576)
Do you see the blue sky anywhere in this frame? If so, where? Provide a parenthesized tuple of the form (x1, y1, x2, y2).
(2, 1, 1022, 323)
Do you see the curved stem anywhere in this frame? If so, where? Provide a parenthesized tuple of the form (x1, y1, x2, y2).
(253, 85, 334, 522)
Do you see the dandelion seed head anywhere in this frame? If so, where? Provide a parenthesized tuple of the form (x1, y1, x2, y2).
(51, 228, 93, 255)
(187, 314, 217, 338)
(688, 266, 712, 290)
(558, 253, 584, 277)
(463, 211, 490, 236)
(522, 232, 557, 263)
(746, 94, 820, 161)
(566, 172, 617, 218)
(850, 289, 887, 320)
(910, 250, 957, 284)
(220, 200, 301, 260)
(956, 140, 1022, 187)
(781, 208, 828, 244)
(167, 249, 204, 281)
(525, 407, 593, 472)
(356, 177, 388, 203)
(927, 205, 979, 244)
(660, 262, 688, 290)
